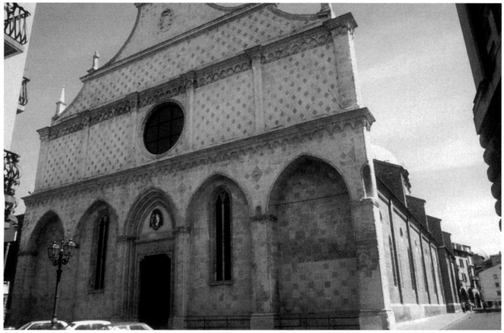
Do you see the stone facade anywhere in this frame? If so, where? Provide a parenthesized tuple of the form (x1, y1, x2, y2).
(9, 3, 455, 330)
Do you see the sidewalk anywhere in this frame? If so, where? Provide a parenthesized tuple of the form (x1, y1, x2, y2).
(395, 311, 469, 330)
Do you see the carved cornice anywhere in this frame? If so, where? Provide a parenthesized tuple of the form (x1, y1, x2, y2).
(322, 12, 358, 36)
(48, 115, 86, 140)
(245, 45, 262, 63)
(37, 127, 51, 141)
(25, 108, 375, 206)
(138, 78, 186, 108)
(196, 53, 251, 87)
(88, 95, 138, 126)
(182, 71, 197, 89)
(261, 26, 331, 65)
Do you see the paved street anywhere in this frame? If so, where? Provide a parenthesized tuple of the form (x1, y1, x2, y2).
(443, 311, 501, 330)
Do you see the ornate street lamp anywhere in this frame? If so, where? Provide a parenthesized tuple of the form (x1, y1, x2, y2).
(47, 239, 76, 329)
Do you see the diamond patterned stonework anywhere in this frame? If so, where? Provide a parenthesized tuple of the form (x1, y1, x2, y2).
(193, 71, 255, 149)
(61, 5, 316, 120)
(86, 114, 132, 177)
(263, 44, 339, 129)
(41, 131, 83, 189)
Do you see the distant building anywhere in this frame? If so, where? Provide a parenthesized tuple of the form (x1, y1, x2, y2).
(373, 154, 461, 319)
(479, 264, 502, 308)
(456, 4, 501, 229)
(452, 242, 482, 308)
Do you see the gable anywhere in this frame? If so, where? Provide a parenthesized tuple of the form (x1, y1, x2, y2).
(55, 4, 328, 122)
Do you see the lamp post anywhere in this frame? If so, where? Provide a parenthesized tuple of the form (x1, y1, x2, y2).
(47, 239, 76, 329)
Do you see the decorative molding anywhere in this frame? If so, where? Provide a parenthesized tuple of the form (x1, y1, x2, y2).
(261, 26, 331, 65)
(37, 127, 51, 141)
(138, 78, 185, 108)
(196, 53, 251, 87)
(322, 13, 358, 36)
(245, 45, 262, 62)
(42, 21, 334, 141)
(25, 108, 375, 205)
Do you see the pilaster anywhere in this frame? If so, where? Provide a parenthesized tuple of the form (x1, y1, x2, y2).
(245, 46, 265, 134)
(172, 226, 190, 329)
(125, 92, 140, 168)
(80, 111, 91, 179)
(351, 198, 396, 330)
(34, 127, 51, 191)
(323, 13, 362, 110)
(249, 213, 277, 330)
(183, 71, 196, 151)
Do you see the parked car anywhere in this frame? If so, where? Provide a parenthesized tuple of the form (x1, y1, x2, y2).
(106, 322, 153, 330)
(17, 320, 69, 330)
(66, 320, 111, 330)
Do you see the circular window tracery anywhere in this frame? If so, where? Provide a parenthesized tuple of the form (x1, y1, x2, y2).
(143, 103, 184, 155)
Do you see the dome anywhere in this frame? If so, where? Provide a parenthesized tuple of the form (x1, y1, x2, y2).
(370, 144, 405, 168)
(472, 247, 490, 260)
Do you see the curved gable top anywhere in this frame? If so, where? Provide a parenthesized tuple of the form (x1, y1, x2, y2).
(54, 3, 329, 123)
(108, 3, 252, 64)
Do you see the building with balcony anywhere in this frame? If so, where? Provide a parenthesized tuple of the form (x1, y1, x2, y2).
(8, 3, 459, 329)
(4, 2, 36, 324)
(452, 242, 482, 308)
(456, 4, 501, 229)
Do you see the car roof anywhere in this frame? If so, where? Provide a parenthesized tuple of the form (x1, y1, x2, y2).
(71, 320, 111, 323)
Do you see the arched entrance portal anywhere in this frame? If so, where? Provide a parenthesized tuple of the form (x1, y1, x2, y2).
(139, 254, 171, 329)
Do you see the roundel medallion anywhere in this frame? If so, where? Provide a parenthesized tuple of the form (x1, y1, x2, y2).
(149, 209, 163, 231)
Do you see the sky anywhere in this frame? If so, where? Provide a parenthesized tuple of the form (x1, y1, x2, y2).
(8, 2, 501, 256)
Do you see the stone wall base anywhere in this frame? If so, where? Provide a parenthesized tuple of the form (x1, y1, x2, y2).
(250, 313, 275, 329)
(392, 303, 449, 324)
(358, 309, 396, 330)
(446, 302, 462, 313)
(172, 316, 186, 330)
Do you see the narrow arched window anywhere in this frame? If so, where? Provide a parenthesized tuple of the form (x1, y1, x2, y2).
(94, 214, 109, 290)
(213, 188, 232, 282)
(389, 237, 398, 286)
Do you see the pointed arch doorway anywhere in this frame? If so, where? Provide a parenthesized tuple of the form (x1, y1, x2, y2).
(138, 254, 171, 329)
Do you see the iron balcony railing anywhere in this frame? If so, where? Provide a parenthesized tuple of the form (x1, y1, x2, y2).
(4, 149, 21, 197)
(4, 3, 30, 45)
(18, 76, 29, 106)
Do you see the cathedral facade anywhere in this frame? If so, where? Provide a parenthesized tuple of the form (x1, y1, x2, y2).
(10, 4, 456, 329)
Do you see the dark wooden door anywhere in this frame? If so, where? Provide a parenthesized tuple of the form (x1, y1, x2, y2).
(139, 254, 171, 329)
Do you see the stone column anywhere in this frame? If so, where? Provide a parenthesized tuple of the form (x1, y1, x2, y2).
(250, 213, 277, 329)
(245, 46, 265, 134)
(351, 198, 396, 330)
(172, 226, 190, 329)
(323, 13, 362, 110)
(34, 127, 50, 190)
